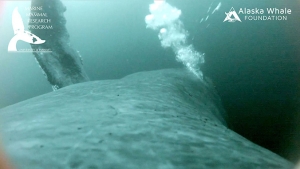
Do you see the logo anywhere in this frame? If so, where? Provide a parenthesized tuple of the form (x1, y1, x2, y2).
(8, 7, 46, 52)
(223, 7, 292, 22)
(223, 7, 242, 22)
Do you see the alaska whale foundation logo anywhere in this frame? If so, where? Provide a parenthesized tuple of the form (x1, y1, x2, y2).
(224, 7, 241, 22)
(224, 7, 292, 22)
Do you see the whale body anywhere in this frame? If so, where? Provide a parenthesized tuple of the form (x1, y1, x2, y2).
(0, 69, 293, 169)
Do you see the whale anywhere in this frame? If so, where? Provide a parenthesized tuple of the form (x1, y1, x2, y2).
(27, 0, 89, 90)
(0, 69, 293, 169)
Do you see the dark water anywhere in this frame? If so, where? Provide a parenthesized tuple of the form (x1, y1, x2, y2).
(0, 0, 299, 163)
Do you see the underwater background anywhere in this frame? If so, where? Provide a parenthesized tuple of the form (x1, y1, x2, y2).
(0, 0, 299, 163)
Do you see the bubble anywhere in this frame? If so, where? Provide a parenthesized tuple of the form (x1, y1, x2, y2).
(145, 1, 205, 79)
(160, 28, 167, 34)
(150, 4, 158, 12)
(145, 14, 154, 22)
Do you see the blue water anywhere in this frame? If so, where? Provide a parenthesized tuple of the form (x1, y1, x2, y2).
(0, 0, 299, 162)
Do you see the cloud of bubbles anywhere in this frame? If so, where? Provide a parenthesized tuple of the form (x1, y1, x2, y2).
(145, 1, 205, 79)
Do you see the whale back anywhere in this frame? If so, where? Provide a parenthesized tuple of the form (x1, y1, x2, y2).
(0, 69, 293, 169)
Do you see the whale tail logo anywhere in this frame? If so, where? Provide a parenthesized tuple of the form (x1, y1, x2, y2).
(8, 7, 45, 52)
(223, 7, 242, 23)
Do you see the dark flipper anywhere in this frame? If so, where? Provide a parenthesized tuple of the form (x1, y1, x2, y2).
(29, 0, 89, 90)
